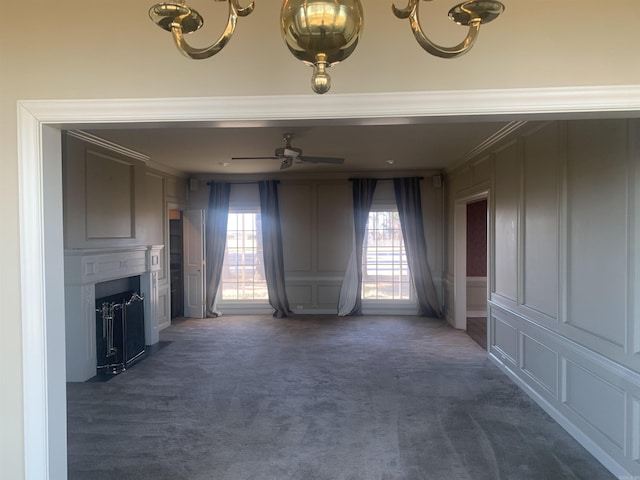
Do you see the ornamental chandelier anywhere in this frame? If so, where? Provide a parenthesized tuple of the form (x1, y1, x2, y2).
(149, 0, 505, 94)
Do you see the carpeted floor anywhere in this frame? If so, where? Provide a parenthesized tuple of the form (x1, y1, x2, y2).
(67, 315, 615, 480)
(466, 317, 487, 351)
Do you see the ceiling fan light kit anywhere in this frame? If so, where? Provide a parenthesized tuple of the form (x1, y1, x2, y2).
(231, 133, 345, 170)
(149, 0, 505, 94)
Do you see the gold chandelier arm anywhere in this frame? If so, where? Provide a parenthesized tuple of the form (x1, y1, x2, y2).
(393, 0, 481, 59)
(171, 0, 255, 60)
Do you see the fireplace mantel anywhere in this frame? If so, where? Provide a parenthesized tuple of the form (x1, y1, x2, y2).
(64, 245, 163, 381)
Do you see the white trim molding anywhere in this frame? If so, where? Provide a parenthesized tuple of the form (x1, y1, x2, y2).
(17, 85, 640, 480)
(19, 85, 640, 127)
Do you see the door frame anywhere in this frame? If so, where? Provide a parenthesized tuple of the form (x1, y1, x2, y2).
(18, 86, 640, 479)
(167, 203, 186, 321)
(452, 188, 490, 331)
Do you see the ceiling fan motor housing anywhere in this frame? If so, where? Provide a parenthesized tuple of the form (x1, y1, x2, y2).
(276, 146, 302, 158)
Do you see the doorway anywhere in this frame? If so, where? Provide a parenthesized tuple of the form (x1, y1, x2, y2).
(464, 198, 488, 349)
(452, 190, 489, 348)
(169, 209, 184, 319)
(19, 90, 625, 479)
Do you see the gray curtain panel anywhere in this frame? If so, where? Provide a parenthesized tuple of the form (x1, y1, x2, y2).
(338, 178, 378, 316)
(258, 180, 293, 318)
(393, 177, 441, 318)
(205, 182, 231, 317)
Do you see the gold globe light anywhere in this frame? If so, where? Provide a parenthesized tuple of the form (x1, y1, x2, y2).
(149, 1, 504, 94)
(280, 0, 364, 94)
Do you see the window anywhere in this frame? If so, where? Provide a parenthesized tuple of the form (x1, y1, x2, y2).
(221, 212, 268, 301)
(362, 210, 412, 300)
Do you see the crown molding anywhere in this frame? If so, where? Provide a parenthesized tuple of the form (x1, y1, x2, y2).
(66, 130, 150, 162)
(67, 130, 186, 178)
(446, 120, 530, 173)
(18, 85, 640, 128)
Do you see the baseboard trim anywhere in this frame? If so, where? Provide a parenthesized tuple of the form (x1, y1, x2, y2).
(488, 353, 632, 479)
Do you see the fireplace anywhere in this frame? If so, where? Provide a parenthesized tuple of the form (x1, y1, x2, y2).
(64, 245, 163, 382)
(95, 276, 145, 374)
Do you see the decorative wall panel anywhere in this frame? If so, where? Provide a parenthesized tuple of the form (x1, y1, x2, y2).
(317, 284, 341, 306)
(472, 156, 492, 185)
(145, 173, 165, 245)
(566, 121, 628, 347)
(317, 183, 351, 273)
(85, 150, 134, 239)
(157, 286, 170, 330)
(522, 123, 559, 320)
(563, 359, 626, 451)
(491, 311, 517, 364)
(493, 141, 520, 302)
(287, 284, 313, 305)
(450, 120, 640, 477)
(521, 333, 558, 396)
(280, 184, 313, 272)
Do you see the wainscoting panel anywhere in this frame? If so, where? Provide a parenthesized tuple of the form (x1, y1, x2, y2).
(490, 309, 517, 366)
(522, 123, 560, 321)
(493, 140, 520, 302)
(562, 358, 626, 452)
(286, 284, 313, 306)
(448, 120, 640, 477)
(466, 277, 487, 316)
(520, 333, 558, 397)
(317, 284, 341, 307)
(157, 284, 171, 331)
(566, 121, 628, 349)
(488, 300, 640, 476)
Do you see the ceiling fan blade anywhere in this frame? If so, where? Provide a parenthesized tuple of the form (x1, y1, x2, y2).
(231, 156, 280, 160)
(280, 157, 293, 170)
(298, 156, 345, 165)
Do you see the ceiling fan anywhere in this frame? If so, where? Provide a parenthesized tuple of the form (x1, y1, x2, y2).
(231, 134, 345, 170)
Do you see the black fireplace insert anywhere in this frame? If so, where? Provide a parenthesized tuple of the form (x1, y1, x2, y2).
(95, 290, 145, 375)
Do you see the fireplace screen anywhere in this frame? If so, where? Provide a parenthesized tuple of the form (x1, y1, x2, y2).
(95, 290, 145, 374)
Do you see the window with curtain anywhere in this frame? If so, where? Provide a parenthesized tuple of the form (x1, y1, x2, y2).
(362, 209, 413, 301)
(220, 211, 268, 301)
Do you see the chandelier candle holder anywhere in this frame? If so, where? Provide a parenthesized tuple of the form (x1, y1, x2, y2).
(149, 0, 504, 94)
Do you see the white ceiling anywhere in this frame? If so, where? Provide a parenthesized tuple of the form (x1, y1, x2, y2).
(84, 120, 511, 176)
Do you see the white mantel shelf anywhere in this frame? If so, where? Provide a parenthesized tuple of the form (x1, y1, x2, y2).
(64, 245, 163, 285)
(64, 245, 164, 382)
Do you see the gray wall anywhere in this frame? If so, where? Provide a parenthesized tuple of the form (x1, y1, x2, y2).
(445, 120, 640, 476)
(189, 176, 444, 314)
(63, 132, 188, 330)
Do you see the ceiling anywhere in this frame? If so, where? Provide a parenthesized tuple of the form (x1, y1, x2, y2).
(84, 120, 512, 177)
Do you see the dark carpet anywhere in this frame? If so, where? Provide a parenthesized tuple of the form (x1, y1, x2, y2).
(67, 315, 615, 480)
(466, 317, 487, 351)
